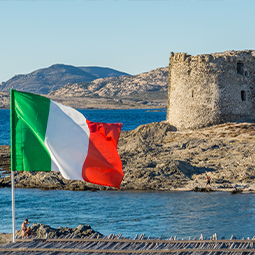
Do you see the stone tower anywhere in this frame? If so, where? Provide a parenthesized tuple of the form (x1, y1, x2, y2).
(167, 50, 255, 130)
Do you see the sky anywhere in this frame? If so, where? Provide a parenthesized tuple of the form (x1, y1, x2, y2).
(0, 0, 254, 83)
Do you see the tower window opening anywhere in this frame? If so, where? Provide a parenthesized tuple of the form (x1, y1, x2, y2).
(192, 90, 194, 98)
(237, 62, 244, 75)
(241, 90, 246, 101)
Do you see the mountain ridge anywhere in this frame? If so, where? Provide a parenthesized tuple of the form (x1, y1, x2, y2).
(48, 66, 168, 109)
(0, 64, 130, 94)
(50, 66, 168, 98)
(0, 65, 168, 109)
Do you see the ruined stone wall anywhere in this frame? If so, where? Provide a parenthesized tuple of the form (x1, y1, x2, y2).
(167, 50, 255, 130)
(216, 51, 255, 123)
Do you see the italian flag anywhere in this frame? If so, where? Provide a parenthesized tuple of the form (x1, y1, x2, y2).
(10, 89, 124, 189)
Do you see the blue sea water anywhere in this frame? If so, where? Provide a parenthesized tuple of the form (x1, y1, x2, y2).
(1, 109, 255, 239)
(1, 188, 255, 239)
(0, 109, 167, 146)
(0, 109, 10, 146)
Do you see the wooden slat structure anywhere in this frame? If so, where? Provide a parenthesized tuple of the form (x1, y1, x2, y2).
(1, 233, 255, 254)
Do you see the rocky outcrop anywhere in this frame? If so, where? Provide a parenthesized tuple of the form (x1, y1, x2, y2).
(0, 145, 10, 173)
(1, 121, 255, 191)
(0, 170, 99, 191)
(15, 223, 100, 239)
(0, 92, 9, 109)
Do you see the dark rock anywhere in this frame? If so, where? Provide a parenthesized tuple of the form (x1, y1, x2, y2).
(193, 187, 213, 192)
(15, 223, 101, 239)
(230, 189, 243, 194)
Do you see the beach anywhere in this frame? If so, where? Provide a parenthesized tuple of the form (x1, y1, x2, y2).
(0, 234, 11, 246)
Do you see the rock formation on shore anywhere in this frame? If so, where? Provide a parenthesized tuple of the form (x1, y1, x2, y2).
(0, 223, 100, 245)
(1, 121, 255, 191)
(15, 223, 100, 239)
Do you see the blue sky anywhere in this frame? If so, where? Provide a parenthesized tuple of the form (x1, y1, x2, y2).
(0, 0, 254, 83)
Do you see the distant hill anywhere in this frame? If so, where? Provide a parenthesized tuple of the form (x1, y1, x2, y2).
(0, 64, 130, 94)
(78, 67, 129, 79)
(50, 66, 168, 99)
(0, 66, 168, 109)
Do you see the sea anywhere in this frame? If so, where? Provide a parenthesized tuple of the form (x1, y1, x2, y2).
(0, 108, 167, 146)
(1, 109, 255, 240)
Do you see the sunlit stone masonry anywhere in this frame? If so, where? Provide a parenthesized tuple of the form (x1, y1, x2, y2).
(167, 50, 255, 130)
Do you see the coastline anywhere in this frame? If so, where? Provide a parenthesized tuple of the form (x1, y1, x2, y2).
(0, 92, 168, 110)
(0, 223, 99, 245)
(1, 120, 255, 192)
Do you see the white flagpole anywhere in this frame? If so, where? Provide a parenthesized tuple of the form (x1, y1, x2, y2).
(11, 171, 16, 243)
(10, 89, 16, 243)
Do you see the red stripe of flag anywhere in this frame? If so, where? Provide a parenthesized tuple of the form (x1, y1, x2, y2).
(82, 120, 124, 189)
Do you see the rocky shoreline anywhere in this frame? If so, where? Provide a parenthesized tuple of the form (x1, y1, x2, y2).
(0, 223, 100, 245)
(1, 121, 255, 192)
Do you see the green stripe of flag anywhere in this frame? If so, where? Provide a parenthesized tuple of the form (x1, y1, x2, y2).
(11, 89, 52, 171)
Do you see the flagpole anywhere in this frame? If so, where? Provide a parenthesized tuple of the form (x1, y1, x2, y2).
(11, 171, 15, 243)
(10, 89, 16, 243)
